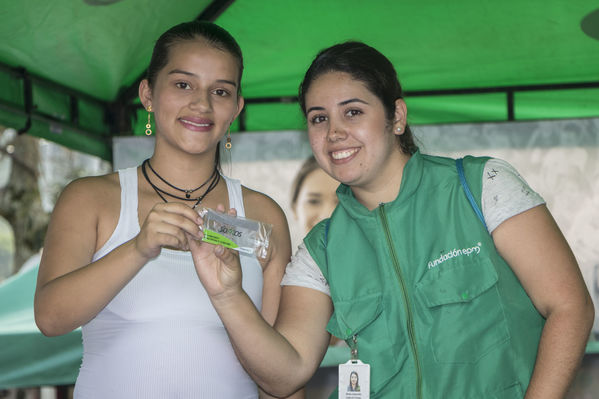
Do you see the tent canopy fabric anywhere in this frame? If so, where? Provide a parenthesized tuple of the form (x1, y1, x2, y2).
(0, 265, 82, 388)
(1, 0, 598, 160)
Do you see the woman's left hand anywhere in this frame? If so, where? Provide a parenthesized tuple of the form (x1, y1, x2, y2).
(188, 205, 244, 300)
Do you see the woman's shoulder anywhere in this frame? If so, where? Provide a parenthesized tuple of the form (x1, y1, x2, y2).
(47, 172, 123, 244)
(420, 152, 490, 168)
(240, 185, 287, 225)
(64, 171, 119, 192)
(57, 171, 121, 207)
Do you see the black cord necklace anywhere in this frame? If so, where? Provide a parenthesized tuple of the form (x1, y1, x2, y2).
(141, 159, 220, 209)
(146, 158, 214, 198)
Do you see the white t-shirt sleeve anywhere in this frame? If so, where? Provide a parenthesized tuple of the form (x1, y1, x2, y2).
(281, 242, 331, 296)
(481, 158, 545, 233)
(281, 158, 546, 296)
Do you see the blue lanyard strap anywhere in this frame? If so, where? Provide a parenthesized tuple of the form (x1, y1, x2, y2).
(456, 158, 488, 230)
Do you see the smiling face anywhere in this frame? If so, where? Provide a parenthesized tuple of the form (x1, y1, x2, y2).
(350, 372, 358, 387)
(305, 71, 405, 192)
(140, 39, 243, 156)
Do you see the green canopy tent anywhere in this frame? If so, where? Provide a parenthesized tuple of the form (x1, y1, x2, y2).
(1, 0, 598, 161)
(1, 0, 599, 390)
(0, 265, 82, 388)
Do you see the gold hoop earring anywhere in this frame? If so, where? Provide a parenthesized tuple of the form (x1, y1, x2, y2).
(145, 105, 152, 136)
(225, 126, 232, 150)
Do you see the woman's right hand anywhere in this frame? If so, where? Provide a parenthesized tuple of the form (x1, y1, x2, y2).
(134, 202, 203, 259)
(188, 205, 244, 301)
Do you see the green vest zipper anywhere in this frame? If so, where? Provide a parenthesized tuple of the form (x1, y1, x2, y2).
(379, 204, 422, 399)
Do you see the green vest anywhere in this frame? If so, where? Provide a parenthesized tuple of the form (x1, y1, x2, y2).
(304, 151, 544, 399)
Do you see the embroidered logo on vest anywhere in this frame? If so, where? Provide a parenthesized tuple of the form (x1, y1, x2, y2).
(427, 242, 482, 269)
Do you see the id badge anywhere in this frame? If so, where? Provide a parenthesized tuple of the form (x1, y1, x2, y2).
(338, 359, 370, 399)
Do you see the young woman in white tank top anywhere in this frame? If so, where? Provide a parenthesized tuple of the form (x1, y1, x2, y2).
(34, 21, 299, 399)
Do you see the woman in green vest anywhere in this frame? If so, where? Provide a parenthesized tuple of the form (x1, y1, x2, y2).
(192, 41, 594, 398)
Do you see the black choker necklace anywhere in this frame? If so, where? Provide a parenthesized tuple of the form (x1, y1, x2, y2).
(146, 159, 214, 198)
(141, 159, 220, 209)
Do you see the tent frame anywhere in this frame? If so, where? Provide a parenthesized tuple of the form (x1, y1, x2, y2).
(2, 0, 599, 159)
(4, 56, 597, 143)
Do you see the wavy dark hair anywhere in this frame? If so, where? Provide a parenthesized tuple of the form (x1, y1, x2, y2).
(298, 41, 417, 155)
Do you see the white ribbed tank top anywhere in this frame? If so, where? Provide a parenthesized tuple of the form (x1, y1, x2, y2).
(74, 167, 263, 398)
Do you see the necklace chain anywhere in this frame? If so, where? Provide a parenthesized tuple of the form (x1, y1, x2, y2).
(141, 159, 220, 209)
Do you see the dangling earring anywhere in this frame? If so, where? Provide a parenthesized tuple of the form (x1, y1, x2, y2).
(145, 105, 153, 136)
(225, 125, 232, 150)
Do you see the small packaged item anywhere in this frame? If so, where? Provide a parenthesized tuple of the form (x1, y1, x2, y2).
(197, 207, 272, 259)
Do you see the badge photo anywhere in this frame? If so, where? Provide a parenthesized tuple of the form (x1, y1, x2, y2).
(338, 359, 370, 399)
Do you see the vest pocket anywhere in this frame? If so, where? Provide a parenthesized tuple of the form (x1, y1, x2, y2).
(417, 258, 510, 363)
(491, 382, 523, 398)
(326, 293, 408, 392)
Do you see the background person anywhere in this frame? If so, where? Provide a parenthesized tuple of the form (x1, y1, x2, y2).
(290, 156, 341, 398)
(290, 155, 341, 349)
(290, 155, 339, 236)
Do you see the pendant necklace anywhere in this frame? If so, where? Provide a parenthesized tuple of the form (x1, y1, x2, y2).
(141, 159, 220, 209)
(145, 158, 214, 198)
